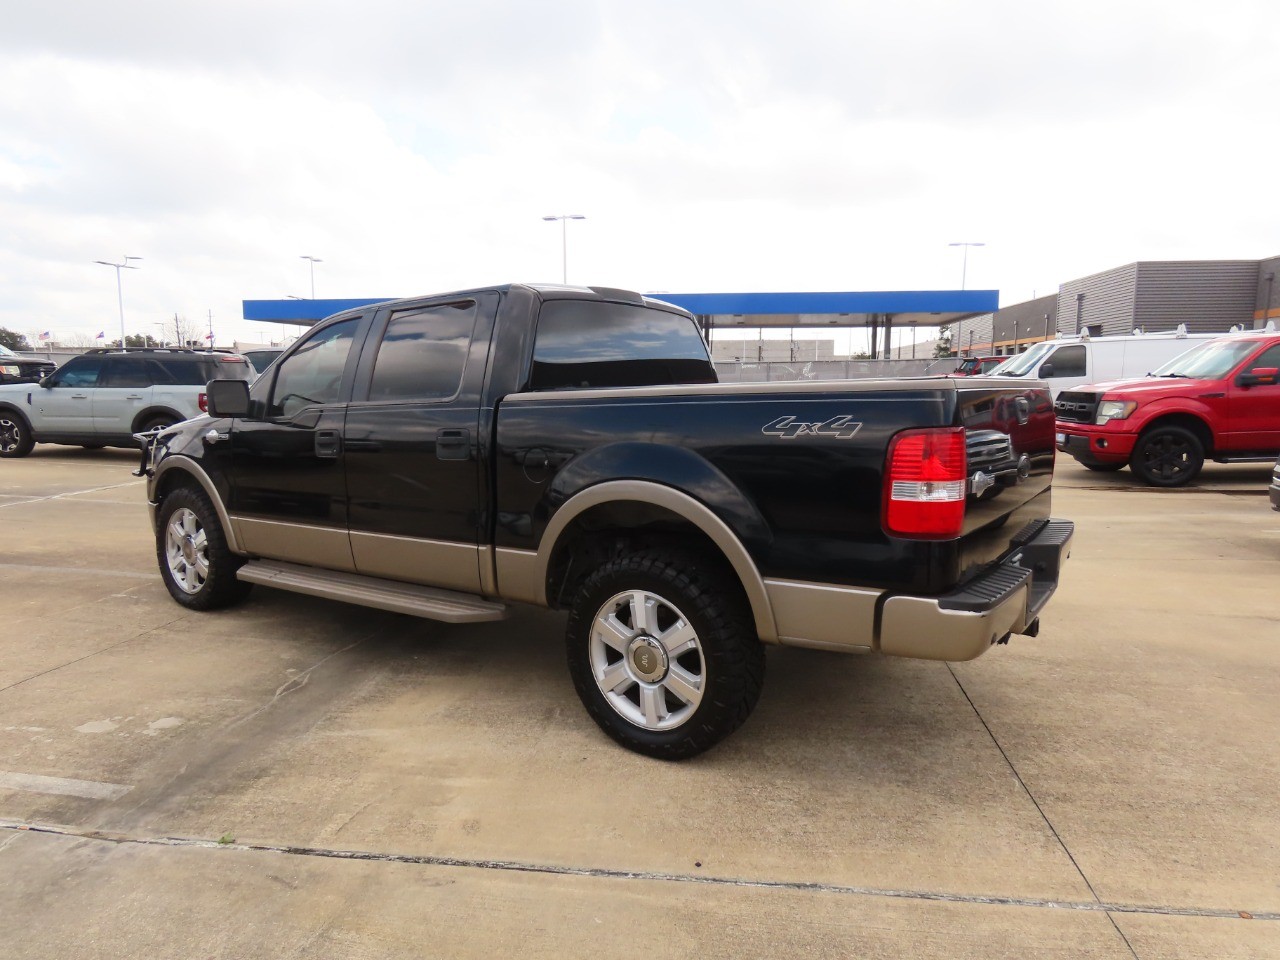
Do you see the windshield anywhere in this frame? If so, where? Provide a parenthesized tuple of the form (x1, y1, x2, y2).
(989, 341, 1054, 377)
(1150, 340, 1258, 379)
(0, 345, 16, 357)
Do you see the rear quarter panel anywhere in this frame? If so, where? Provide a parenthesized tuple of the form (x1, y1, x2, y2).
(496, 380, 1056, 594)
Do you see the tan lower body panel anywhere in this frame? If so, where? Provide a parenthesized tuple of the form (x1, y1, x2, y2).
(349, 531, 482, 594)
(763, 579, 880, 652)
(494, 547, 541, 606)
(232, 516, 356, 572)
(879, 584, 1028, 662)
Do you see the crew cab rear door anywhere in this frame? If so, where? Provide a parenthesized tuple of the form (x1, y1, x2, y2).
(342, 293, 498, 594)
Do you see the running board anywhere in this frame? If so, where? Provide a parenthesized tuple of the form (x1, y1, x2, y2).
(236, 560, 508, 623)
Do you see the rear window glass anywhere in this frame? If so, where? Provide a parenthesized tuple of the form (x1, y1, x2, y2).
(530, 301, 715, 391)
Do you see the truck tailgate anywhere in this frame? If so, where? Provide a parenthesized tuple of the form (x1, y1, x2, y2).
(951, 379, 1058, 584)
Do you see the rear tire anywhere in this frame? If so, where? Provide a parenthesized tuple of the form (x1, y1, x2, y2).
(1130, 425, 1204, 487)
(0, 412, 35, 458)
(565, 549, 764, 760)
(141, 414, 179, 432)
(156, 486, 252, 610)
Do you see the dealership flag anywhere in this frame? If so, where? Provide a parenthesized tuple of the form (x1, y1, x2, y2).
(95, 331, 105, 339)
(37, 331, 51, 341)
(205, 332, 215, 341)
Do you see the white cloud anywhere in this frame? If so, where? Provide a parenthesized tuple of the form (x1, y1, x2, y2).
(0, 0, 1277, 344)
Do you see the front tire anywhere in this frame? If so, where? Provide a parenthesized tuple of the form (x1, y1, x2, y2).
(1130, 425, 1204, 487)
(565, 550, 765, 760)
(0, 412, 35, 458)
(156, 486, 252, 610)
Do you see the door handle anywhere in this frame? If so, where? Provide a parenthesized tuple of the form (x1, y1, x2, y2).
(314, 430, 341, 459)
(71, 394, 89, 400)
(126, 394, 144, 400)
(436, 428, 470, 461)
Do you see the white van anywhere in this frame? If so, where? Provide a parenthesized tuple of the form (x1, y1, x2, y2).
(986, 329, 1219, 397)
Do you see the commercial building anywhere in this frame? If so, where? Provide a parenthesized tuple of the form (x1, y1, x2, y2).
(955, 254, 1280, 357)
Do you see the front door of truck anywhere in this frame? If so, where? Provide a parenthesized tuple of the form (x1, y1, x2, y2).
(342, 294, 497, 595)
(226, 316, 366, 570)
(1227, 342, 1280, 451)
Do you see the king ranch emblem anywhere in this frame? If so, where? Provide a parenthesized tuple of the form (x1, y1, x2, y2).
(762, 416, 863, 440)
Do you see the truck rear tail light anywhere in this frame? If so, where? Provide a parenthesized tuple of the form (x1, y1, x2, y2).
(883, 427, 967, 539)
(198, 392, 208, 413)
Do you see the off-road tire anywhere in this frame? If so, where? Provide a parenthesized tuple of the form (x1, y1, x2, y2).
(565, 549, 765, 760)
(156, 485, 252, 610)
(1129, 425, 1204, 488)
(0, 411, 35, 458)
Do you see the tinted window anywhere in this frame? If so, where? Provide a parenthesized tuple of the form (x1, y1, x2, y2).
(530, 301, 715, 390)
(269, 319, 359, 418)
(52, 356, 103, 388)
(1248, 344, 1280, 372)
(196, 357, 253, 384)
(102, 357, 152, 388)
(369, 302, 478, 402)
(1044, 344, 1086, 378)
(152, 359, 204, 385)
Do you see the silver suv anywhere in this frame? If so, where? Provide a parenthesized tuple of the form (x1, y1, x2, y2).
(0, 349, 253, 458)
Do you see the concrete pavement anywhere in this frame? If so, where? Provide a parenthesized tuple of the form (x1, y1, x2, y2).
(0, 447, 1277, 958)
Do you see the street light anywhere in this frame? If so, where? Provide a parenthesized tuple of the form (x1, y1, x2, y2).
(94, 256, 142, 347)
(300, 255, 322, 299)
(947, 242, 985, 290)
(542, 215, 586, 284)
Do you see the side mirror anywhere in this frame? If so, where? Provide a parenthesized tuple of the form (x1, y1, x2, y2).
(38, 376, 54, 388)
(1238, 366, 1279, 388)
(1038, 362, 1055, 378)
(206, 378, 251, 418)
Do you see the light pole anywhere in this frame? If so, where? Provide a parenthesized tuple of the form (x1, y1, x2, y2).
(542, 215, 586, 284)
(94, 256, 142, 347)
(153, 321, 166, 347)
(948, 242, 985, 290)
(300, 255, 322, 299)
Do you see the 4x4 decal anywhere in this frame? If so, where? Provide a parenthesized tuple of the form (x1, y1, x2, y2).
(762, 415, 863, 440)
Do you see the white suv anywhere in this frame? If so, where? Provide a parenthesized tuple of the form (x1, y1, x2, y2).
(0, 349, 253, 458)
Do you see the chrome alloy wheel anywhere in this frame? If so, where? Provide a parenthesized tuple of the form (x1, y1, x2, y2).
(589, 590, 706, 731)
(165, 507, 209, 594)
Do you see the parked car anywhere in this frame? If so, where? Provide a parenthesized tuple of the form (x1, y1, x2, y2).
(0, 348, 253, 457)
(1055, 328, 1280, 486)
(951, 355, 1005, 376)
(0, 344, 56, 385)
(989, 329, 1219, 398)
(1270, 454, 1280, 512)
(136, 283, 1073, 759)
(240, 348, 283, 376)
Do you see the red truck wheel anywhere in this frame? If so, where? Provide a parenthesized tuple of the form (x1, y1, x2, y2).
(1130, 426, 1204, 487)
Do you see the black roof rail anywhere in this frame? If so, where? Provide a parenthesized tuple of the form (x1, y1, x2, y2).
(83, 347, 242, 357)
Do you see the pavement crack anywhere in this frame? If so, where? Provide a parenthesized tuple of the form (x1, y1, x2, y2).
(1, 818, 1275, 923)
(224, 640, 362, 732)
(0, 613, 192, 696)
(947, 663, 1143, 958)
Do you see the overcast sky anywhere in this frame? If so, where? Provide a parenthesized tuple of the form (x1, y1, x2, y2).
(1, 0, 1275, 347)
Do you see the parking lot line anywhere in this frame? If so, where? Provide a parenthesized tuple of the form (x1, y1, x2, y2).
(0, 479, 144, 509)
(0, 773, 132, 801)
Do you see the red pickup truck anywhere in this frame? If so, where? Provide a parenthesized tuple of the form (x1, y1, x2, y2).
(1054, 329, 1280, 486)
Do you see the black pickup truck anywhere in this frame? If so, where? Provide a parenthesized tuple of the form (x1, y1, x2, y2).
(136, 284, 1073, 758)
